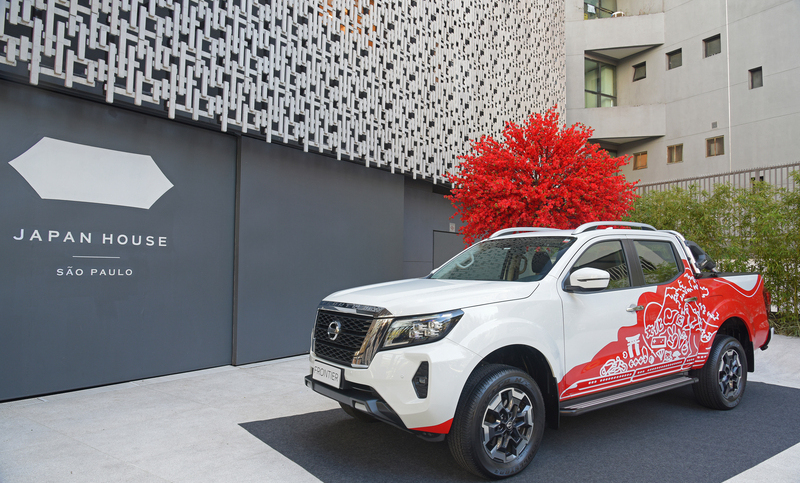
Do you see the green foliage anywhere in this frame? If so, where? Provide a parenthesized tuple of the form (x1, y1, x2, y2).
(626, 173, 800, 336)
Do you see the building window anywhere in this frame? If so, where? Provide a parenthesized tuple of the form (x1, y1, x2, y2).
(667, 144, 683, 164)
(706, 136, 724, 157)
(585, 58, 616, 108)
(633, 152, 648, 170)
(584, 1, 617, 19)
(704, 35, 721, 58)
(633, 62, 646, 81)
(749, 67, 763, 89)
(667, 49, 682, 69)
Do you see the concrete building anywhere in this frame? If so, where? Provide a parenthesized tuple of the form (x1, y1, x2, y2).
(566, 0, 800, 187)
(0, 0, 564, 401)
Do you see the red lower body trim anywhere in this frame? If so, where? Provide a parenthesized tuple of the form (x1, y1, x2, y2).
(411, 419, 453, 434)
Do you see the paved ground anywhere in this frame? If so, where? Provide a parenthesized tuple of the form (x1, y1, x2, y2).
(1, 334, 798, 483)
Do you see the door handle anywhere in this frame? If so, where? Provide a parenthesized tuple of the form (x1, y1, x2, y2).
(626, 304, 644, 312)
(685, 297, 698, 303)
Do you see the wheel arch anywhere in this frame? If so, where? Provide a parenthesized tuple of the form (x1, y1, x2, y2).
(716, 317, 755, 372)
(473, 344, 560, 429)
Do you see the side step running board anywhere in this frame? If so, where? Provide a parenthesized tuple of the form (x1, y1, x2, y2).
(560, 375, 698, 416)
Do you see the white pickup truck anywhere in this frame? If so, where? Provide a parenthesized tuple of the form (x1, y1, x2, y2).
(305, 222, 772, 479)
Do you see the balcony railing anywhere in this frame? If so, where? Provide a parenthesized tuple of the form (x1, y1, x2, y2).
(636, 163, 800, 195)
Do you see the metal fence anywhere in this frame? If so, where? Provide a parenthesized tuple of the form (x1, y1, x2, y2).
(636, 162, 800, 195)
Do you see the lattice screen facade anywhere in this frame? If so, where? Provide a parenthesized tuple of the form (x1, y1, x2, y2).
(1, 0, 565, 183)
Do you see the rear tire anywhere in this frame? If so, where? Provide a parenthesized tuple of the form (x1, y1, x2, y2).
(448, 364, 545, 479)
(693, 335, 747, 410)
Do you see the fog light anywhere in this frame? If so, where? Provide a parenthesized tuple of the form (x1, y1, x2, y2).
(412, 361, 429, 399)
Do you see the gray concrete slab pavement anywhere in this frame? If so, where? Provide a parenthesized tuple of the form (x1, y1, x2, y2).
(0, 359, 335, 483)
(723, 333, 800, 483)
(1, 335, 798, 483)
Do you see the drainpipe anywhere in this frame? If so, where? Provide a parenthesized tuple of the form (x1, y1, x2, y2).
(725, 0, 732, 172)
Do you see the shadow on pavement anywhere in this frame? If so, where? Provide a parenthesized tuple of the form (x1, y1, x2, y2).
(241, 382, 800, 483)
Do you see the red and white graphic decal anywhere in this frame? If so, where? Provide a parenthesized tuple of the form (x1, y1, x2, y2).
(559, 268, 766, 400)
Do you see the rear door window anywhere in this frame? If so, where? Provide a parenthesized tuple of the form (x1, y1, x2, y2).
(634, 240, 681, 285)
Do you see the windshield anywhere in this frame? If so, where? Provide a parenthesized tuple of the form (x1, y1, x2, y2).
(431, 237, 576, 282)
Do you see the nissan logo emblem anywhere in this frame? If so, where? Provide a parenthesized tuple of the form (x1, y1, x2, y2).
(327, 321, 342, 341)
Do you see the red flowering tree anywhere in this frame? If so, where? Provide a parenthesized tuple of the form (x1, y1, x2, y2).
(446, 107, 638, 245)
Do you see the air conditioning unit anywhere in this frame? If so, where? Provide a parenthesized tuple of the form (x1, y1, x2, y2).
(612, 11, 625, 17)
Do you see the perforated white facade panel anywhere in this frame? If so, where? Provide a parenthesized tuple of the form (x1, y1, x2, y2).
(1, 0, 564, 183)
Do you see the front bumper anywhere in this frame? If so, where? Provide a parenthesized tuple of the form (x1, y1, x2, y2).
(307, 338, 478, 434)
(304, 375, 406, 428)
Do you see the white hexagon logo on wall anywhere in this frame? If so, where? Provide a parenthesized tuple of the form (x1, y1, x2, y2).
(9, 138, 173, 210)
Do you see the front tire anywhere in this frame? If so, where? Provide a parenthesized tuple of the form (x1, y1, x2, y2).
(448, 364, 545, 479)
(693, 335, 747, 410)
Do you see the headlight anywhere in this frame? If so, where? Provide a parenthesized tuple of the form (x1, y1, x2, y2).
(382, 310, 464, 349)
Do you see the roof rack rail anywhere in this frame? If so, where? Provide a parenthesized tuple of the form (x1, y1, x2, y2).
(659, 229, 686, 241)
(572, 222, 657, 234)
(489, 227, 557, 239)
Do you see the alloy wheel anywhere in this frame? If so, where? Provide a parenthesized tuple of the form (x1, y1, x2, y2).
(481, 387, 534, 463)
(718, 348, 743, 400)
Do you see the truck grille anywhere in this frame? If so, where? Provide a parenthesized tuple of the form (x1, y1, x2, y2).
(313, 310, 375, 367)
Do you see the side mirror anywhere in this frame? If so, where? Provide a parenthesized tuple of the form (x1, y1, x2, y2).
(566, 267, 610, 292)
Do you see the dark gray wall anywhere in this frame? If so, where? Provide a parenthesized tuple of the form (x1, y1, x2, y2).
(0, 81, 236, 400)
(433, 230, 465, 269)
(0, 82, 464, 400)
(234, 137, 406, 364)
(402, 179, 464, 278)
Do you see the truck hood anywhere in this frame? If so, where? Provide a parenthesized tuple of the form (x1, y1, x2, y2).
(324, 278, 539, 317)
